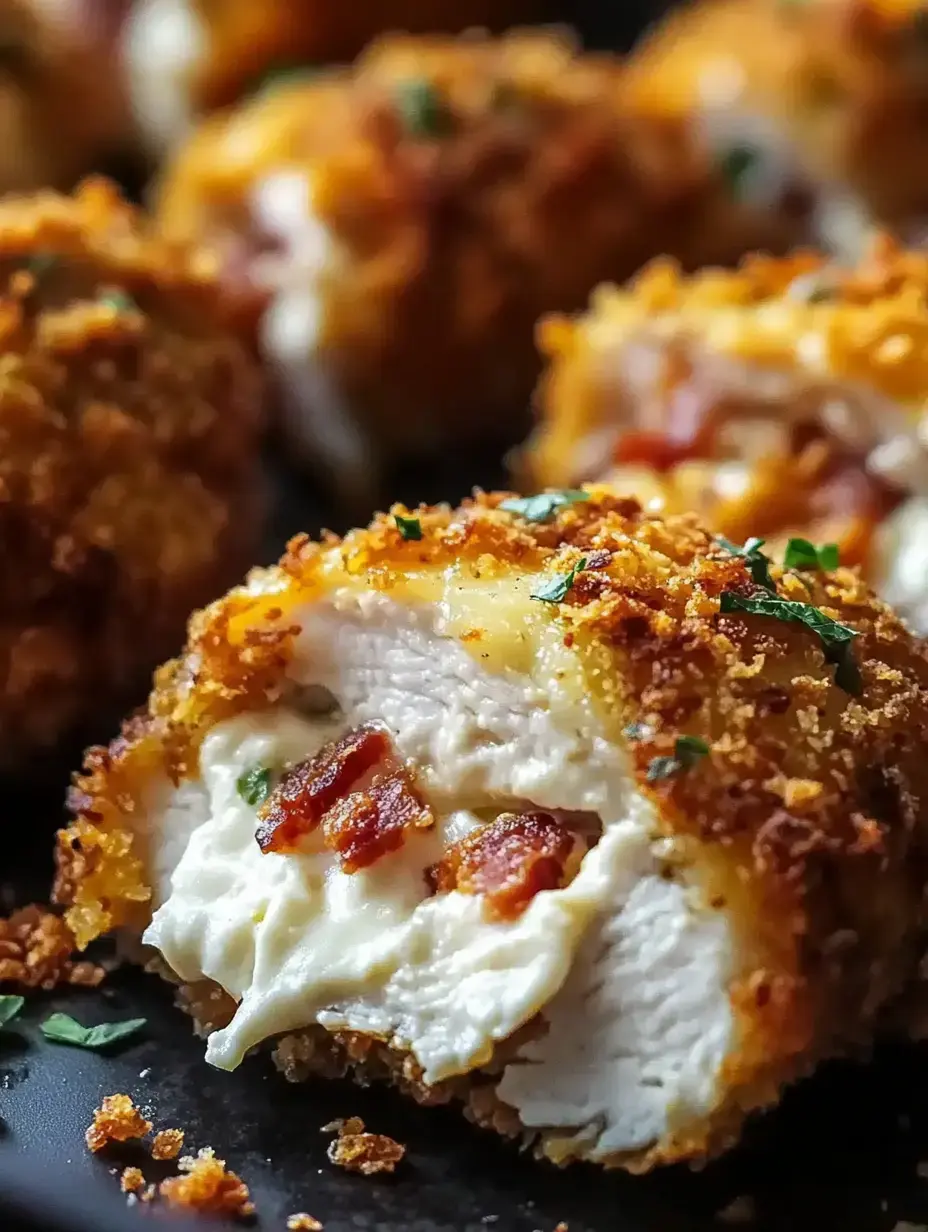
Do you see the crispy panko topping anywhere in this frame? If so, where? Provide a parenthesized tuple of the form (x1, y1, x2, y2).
(324, 1117, 405, 1176)
(151, 1128, 185, 1161)
(85, 1094, 152, 1153)
(428, 811, 581, 921)
(159, 1148, 254, 1218)
(0, 904, 104, 990)
(120, 1167, 145, 1194)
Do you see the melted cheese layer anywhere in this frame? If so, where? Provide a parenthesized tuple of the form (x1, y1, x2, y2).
(143, 586, 735, 1152)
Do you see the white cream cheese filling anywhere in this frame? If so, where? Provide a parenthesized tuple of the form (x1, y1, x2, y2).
(123, 0, 206, 153)
(143, 584, 735, 1152)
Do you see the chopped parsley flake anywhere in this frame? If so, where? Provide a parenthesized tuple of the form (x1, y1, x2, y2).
(237, 764, 272, 807)
(40, 1013, 146, 1051)
(531, 557, 586, 604)
(646, 735, 711, 783)
(395, 514, 423, 541)
(0, 995, 24, 1030)
(499, 490, 588, 523)
(719, 591, 861, 694)
(396, 78, 450, 137)
(783, 537, 840, 572)
(100, 290, 136, 314)
(715, 535, 776, 591)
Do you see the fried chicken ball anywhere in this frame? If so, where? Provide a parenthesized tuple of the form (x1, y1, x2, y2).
(518, 235, 928, 633)
(54, 491, 928, 1170)
(0, 0, 128, 194)
(123, 0, 542, 156)
(155, 30, 810, 509)
(623, 0, 928, 257)
(0, 178, 262, 770)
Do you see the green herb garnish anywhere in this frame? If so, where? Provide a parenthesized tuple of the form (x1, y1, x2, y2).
(0, 995, 24, 1030)
(395, 514, 423, 541)
(623, 722, 649, 741)
(715, 535, 776, 591)
(40, 1013, 146, 1051)
(531, 556, 587, 604)
(719, 142, 762, 199)
(646, 735, 710, 783)
(396, 78, 450, 138)
(237, 764, 272, 807)
(499, 490, 588, 523)
(719, 591, 861, 694)
(99, 290, 136, 314)
(783, 538, 840, 572)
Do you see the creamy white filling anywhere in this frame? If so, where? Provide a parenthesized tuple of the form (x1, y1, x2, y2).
(251, 172, 374, 495)
(872, 496, 928, 636)
(122, 0, 206, 153)
(143, 586, 734, 1153)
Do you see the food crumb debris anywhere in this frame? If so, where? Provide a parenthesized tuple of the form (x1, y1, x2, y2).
(717, 1196, 755, 1224)
(287, 1215, 323, 1231)
(0, 905, 105, 990)
(152, 1128, 185, 1160)
(85, 1094, 153, 1153)
(323, 1117, 406, 1175)
(159, 1147, 255, 1218)
(120, 1167, 145, 1194)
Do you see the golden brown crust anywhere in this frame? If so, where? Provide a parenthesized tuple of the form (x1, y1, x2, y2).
(56, 489, 928, 1167)
(85, 1094, 152, 1153)
(0, 178, 263, 769)
(156, 30, 807, 488)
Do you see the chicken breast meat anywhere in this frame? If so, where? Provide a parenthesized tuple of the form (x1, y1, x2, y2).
(55, 491, 928, 1170)
(518, 236, 928, 634)
(623, 0, 928, 258)
(154, 30, 810, 510)
(123, 0, 542, 156)
(0, 178, 262, 770)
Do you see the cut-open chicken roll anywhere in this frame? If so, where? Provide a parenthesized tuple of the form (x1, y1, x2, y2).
(518, 237, 928, 634)
(55, 492, 928, 1170)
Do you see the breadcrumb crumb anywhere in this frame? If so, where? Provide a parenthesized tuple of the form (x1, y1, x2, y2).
(159, 1147, 255, 1218)
(0, 905, 105, 990)
(85, 1095, 152, 1153)
(287, 1215, 323, 1231)
(120, 1167, 145, 1194)
(151, 1128, 185, 1160)
(324, 1117, 405, 1176)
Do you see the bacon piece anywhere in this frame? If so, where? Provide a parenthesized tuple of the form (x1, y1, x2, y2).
(256, 724, 390, 853)
(428, 811, 579, 921)
(322, 769, 433, 873)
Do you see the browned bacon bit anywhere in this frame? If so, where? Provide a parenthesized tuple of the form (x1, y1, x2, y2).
(325, 1117, 406, 1176)
(256, 723, 390, 853)
(428, 812, 578, 921)
(322, 769, 433, 873)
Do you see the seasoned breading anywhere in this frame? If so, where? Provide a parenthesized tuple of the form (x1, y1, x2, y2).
(54, 491, 928, 1170)
(0, 178, 262, 769)
(518, 236, 928, 630)
(623, 0, 928, 253)
(154, 30, 809, 506)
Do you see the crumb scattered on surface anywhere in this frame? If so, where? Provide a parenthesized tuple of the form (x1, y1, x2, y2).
(717, 1196, 756, 1224)
(140, 1183, 158, 1204)
(120, 1167, 145, 1193)
(287, 1215, 323, 1231)
(85, 1094, 152, 1153)
(159, 1147, 254, 1218)
(324, 1117, 405, 1176)
(152, 1128, 185, 1160)
(0, 905, 105, 990)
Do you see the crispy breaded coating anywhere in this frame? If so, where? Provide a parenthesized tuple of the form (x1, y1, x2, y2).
(0, 903, 104, 990)
(158, 1148, 254, 1218)
(85, 1094, 152, 1153)
(518, 235, 928, 591)
(155, 30, 807, 504)
(623, 0, 928, 247)
(151, 1128, 185, 1161)
(55, 490, 928, 1168)
(324, 1117, 406, 1175)
(120, 1166, 145, 1194)
(0, 178, 262, 769)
